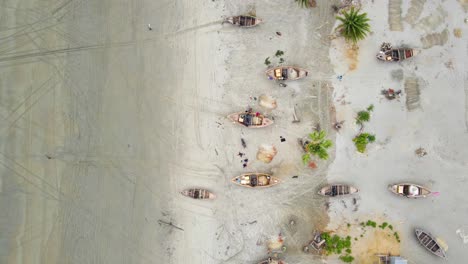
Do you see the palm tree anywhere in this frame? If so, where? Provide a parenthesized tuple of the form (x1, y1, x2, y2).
(302, 130, 333, 164)
(295, 0, 316, 8)
(336, 7, 371, 44)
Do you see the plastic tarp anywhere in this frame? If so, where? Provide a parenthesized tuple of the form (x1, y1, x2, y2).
(390, 257, 408, 264)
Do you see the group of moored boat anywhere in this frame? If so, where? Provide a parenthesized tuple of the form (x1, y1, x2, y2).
(316, 182, 433, 199)
(183, 14, 424, 263)
(181, 173, 279, 200)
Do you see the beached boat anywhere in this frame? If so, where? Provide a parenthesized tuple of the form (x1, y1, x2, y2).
(227, 111, 273, 128)
(223, 15, 262, 27)
(376, 43, 419, 61)
(258, 258, 285, 264)
(375, 254, 408, 264)
(415, 228, 447, 259)
(266, 66, 309, 81)
(181, 189, 216, 199)
(232, 173, 279, 188)
(317, 184, 359, 197)
(388, 183, 431, 198)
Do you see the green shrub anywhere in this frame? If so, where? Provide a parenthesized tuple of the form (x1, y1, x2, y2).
(353, 133, 376, 153)
(340, 255, 355, 263)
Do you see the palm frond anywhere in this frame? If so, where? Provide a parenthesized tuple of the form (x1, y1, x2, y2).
(336, 7, 371, 44)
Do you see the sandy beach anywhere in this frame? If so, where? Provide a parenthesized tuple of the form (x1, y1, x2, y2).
(0, 0, 467, 264)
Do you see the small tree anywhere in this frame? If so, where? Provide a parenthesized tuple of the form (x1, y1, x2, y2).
(353, 133, 376, 153)
(302, 130, 333, 164)
(356, 104, 374, 125)
(336, 7, 371, 44)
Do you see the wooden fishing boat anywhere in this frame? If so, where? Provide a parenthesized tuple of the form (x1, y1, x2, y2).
(223, 15, 262, 28)
(227, 111, 273, 128)
(388, 183, 431, 198)
(181, 189, 216, 199)
(377, 46, 419, 61)
(232, 173, 279, 188)
(415, 228, 447, 259)
(376, 48, 419, 61)
(258, 258, 286, 264)
(317, 184, 359, 197)
(265, 66, 309, 81)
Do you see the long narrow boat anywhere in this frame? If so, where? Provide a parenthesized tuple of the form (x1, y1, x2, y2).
(232, 173, 279, 188)
(377, 48, 419, 61)
(415, 228, 447, 259)
(181, 189, 216, 199)
(317, 184, 359, 197)
(228, 111, 273, 128)
(265, 66, 309, 81)
(223, 15, 262, 28)
(388, 183, 431, 198)
(258, 258, 286, 264)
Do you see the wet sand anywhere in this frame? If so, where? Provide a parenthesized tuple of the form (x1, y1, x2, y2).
(0, 0, 338, 263)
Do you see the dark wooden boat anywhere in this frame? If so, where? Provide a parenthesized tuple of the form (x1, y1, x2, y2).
(224, 15, 262, 27)
(388, 183, 431, 198)
(377, 48, 419, 61)
(415, 228, 447, 259)
(266, 66, 309, 81)
(232, 173, 279, 188)
(318, 184, 358, 197)
(181, 189, 215, 199)
(228, 111, 273, 128)
(376, 42, 419, 61)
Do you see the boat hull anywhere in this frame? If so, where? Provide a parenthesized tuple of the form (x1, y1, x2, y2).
(181, 189, 216, 199)
(388, 183, 431, 198)
(415, 228, 447, 259)
(265, 66, 309, 81)
(224, 15, 262, 28)
(232, 173, 280, 188)
(317, 184, 359, 197)
(228, 112, 274, 128)
(377, 49, 420, 61)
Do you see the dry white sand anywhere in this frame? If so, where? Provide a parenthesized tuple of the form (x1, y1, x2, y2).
(327, 0, 468, 263)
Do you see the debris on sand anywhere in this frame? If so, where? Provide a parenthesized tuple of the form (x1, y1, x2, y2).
(292, 106, 300, 123)
(456, 228, 468, 244)
(259, 94, 278, 109)
(415, 147, 427, 157)
(453, 28, 462, 38)
(333, 120, 345, 131)
(241, 138, 247, 148)
(257, 144, 278, 163)
(381, 88, 402, 100)
(267, 233, 285, 252)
